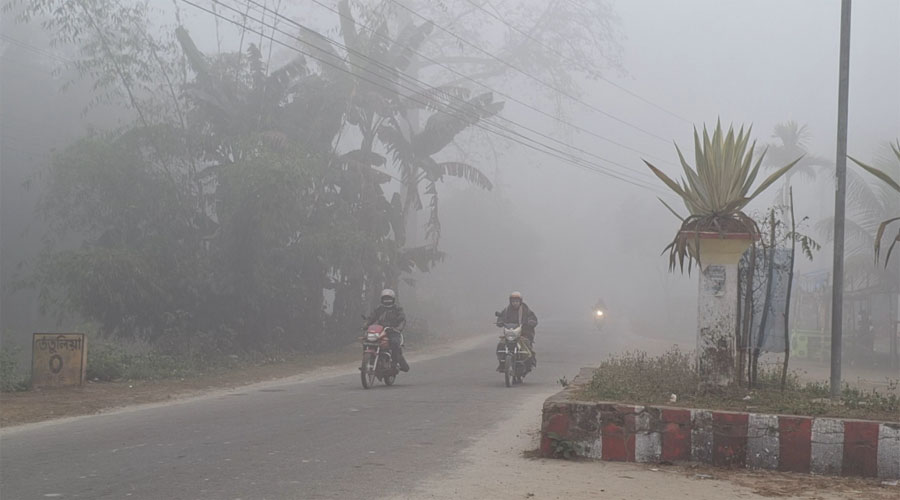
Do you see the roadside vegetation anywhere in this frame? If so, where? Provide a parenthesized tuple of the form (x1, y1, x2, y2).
(1, 1, 621, 390)
(578, 348, 899, 422)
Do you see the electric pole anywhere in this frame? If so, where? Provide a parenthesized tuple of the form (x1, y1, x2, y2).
(830, 0, 852, 399)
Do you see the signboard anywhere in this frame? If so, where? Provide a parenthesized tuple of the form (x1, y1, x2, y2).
(740, 249, 792, 353)
(703, 265, 727, 297)
(31, 333, 87, 387)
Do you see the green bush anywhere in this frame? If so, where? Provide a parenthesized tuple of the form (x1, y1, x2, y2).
(582, 348, 698, 402)
(0, 345, 28, 391)
(86, 343, 132, 381)
(86, 337, 247, 381)
(578, 347, 899, 421)
(123, 352, 194, 380)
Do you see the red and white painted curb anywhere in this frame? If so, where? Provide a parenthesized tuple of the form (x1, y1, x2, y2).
(541, 402, 900, 479)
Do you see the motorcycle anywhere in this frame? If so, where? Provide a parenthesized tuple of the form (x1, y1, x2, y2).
(495, 313, 534, 387)
(359, 323, 402, 389)
(593, 307, 606, 331)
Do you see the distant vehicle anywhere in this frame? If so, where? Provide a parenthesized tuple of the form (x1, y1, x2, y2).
(593, 307, 606, 331)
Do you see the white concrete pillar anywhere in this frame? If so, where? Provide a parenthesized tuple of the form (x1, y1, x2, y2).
(694, 233, 753, 387)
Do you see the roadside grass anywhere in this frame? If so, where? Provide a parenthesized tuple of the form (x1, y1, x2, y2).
(0, 321, 451, 391)
(0, 345, 29, 392)
(577, 348, 899, 422)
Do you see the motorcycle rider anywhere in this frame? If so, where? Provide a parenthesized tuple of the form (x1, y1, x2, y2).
(495, 291, 538, 371)
(365, 289, 410, 372)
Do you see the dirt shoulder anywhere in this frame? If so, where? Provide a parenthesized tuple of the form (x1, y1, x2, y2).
(390, 391, 898, 500)
(0, 333, 485, 429)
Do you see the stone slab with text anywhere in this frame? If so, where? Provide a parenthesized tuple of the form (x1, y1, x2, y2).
(31, 333, 87, 388)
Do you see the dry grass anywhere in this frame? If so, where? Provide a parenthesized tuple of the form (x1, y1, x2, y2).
(578, 347, 899, 421)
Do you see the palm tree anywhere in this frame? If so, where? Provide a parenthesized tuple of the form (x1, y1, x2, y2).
(820, 143, 900, 258)
(847, 141, 900, 266)
(764, 121, 831, 204)
(818, 141, 900, 319)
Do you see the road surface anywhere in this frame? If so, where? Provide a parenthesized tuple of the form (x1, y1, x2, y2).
(1, 319, 613, 499)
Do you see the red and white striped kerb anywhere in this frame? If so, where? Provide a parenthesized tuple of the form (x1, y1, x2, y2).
(541, 404, 900, 479)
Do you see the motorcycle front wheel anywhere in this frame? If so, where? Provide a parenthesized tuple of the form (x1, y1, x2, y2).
(384, 356, 396, 386)
(361, 353, 376, 389)
(504, 353, 514, 387)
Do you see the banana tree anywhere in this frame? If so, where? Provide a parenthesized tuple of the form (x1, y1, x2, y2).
(332, 0, 503, 274)
(378, 90, 502, 250)
(848, 140, 900, 267)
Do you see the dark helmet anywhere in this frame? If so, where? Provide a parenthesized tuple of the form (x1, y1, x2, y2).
(381, 289, 396, 307)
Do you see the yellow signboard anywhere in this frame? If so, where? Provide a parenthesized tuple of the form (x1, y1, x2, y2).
(31, 333, 87, 387)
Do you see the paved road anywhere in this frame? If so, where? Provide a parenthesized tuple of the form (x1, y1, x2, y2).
(1, 319, 614, 499)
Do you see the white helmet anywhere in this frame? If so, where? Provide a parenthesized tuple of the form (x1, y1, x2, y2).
(381, 289, 396, 306)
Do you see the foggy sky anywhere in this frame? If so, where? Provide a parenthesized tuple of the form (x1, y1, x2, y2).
(2, 0, 898, 343)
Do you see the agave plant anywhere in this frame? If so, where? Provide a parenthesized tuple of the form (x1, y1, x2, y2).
(644, 121, 802, 272)
(848, 140, 900, 266)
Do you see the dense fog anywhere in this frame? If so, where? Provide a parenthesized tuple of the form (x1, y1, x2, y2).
(1, 0, 898, 375)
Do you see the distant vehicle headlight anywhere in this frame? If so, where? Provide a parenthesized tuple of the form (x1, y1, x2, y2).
(596, 310, 604, 317)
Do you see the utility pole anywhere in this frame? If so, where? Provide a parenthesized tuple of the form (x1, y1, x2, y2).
(830, 0, 852, 399)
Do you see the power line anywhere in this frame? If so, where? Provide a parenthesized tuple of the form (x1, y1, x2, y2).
(182, 0, 670, 194)
(383, 0, 673, 144)
(234, 1, 672, 193)
(227, 0, 669, 191)
(459, 0, 693, 124)
(0, 53, 58, 75)
(284, 0, 676, 170)
(228, 1, 668, 192)
(0, 34, 71, 64)
(242, 0, 665, 181)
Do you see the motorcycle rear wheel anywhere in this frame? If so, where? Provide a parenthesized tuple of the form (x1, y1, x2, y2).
(504, 353, 513, 387)
(384, 357, 396, 386)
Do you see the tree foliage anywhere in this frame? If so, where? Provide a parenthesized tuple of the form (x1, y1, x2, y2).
(848, 141, 900, 266)
(15, 0, 506, 351)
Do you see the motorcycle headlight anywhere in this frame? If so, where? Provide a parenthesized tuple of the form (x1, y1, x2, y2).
(366, 333, 379, 342)
(596, 310, 604, 317)
(505, 332, 518, 341)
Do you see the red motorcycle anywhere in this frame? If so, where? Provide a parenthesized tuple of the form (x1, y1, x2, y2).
(359, 324, 401, 389)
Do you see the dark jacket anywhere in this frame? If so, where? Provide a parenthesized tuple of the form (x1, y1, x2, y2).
(497, 303, 537, 337)
(366, 305, 406, 332)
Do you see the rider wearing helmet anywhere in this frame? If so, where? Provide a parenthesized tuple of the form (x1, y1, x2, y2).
(495, 291, 538, 371)
(365, 289, 410, 372)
